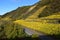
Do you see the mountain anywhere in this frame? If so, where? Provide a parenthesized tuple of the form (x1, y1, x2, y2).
(0, 0, 60, 39)
(1, 0, 60, 20)
(15, 0, 60, 39)
(2, 6, 31, 20)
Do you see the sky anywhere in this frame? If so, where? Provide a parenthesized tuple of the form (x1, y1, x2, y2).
(0, 0, 39, 15)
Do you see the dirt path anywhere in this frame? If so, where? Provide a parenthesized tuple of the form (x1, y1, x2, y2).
(24, 28, 54, 40)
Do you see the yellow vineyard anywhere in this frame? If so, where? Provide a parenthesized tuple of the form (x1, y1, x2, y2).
(42, 12, 60, 19)
(14, 20, 60, 35)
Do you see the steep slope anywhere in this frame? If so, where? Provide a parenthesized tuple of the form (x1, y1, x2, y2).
(15, 0, 60, 37)
(26, 5, 47, 19)
(1, 6, 32, 20)
(1, 0, 60, 20)
(0, 0, 60, 39)
(1, 0, 48, 20)
(38, 0, 60, 18)
(26, 0, 60, 19)
(1, 5, 38, 20)
(25, 0, 60, 23)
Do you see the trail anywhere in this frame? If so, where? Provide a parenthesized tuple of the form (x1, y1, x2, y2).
(24, 27, 54, 40)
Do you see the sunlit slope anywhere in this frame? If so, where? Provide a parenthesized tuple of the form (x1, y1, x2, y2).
(41, 12, 60, 19)
(26, 5, 47, 19)
(15, 20, 60, 35)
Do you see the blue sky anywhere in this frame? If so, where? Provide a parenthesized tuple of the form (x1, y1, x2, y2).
(0, 0, 39, 15)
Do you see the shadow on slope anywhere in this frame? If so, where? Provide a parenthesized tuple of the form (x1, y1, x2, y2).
(38, 0, 60, 18)
(0, 37, 41, 40)
(0, 35, 60, 40)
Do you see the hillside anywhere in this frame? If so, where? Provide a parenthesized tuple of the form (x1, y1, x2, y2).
(1, 0, 60, 20)
(0, 0, 60, 39)
(15, 0, 60, 39)
(2, 6, 31, 20)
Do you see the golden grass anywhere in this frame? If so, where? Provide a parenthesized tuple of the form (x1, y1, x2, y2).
(26, 5, 47, 19)
(14, 20, 60, 35)
(40, 12, 60, 19)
